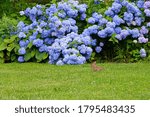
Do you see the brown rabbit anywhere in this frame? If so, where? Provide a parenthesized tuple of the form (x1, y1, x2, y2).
(91, 61, 103, 71)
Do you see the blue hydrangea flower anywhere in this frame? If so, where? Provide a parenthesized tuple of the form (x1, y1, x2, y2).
(140, 48, 146, 58)
(115, 34, 122, 40)
(105, 27, 114, 36)
(95, 46, 102, 53)
(18, 56, 25, 63)
(105, 8, 115, 17)
(40, 21, 47, 28)
(137, 0, 144, 8)
(58, 12, 66, 19)
(124, 12, 133, 23)
(37, 10, 43, 16)
(99, 42, 104, 47)
(56, 59, 64, 65)
(18, 32, 26, 38)
(91, 39, 97, 46)
(19, 40, 26, 47)
(33, 39, 43, 47)
(18, 47, 26, 55)
(78, 7, 86, 13)
(39, 45, 48, 52)
(111, 2, 122, 14)
(129, 29, 140, 38)
(88, 17, 96, 24)
(115, 27, 122, 34)
(36, 26, 42, 33)
(144, 9, 150, 17)
(113, 15, 124, 25)
(67, 9, 78, 18)
(17, 21, 25, 29)
(30, 7, 37, 15)
(120, 30, 130, 39)
(106, 22, 116, 28)
(138, 36, 148, 43)
(144, 1, 150, 9)
(98, 30, 107, 38)
(135, 17, 144, 26)
(140, 26, 149, 35)
(81, 13, 86, 20)
(147, 22, 150, 27)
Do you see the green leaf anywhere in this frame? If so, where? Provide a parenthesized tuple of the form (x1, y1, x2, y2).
(31, 49, 36, 57)
(14, 44, 20, 53)
(27, 42, 33, 49)
(127, 40, 133, 44)
(43, 52, 48, 60)
(24, 53, 32, 61)
(0, 51, 4, 58)
(7, 52, 10, 57)
(35, 51, 48, 62)
(11, 54, 16, 61)
(0, 38, 3, 44)
(7, 43, 15, 52)
(0, 57, 5, 63)
(0, 43, 7, 51)
(147, 42, 150, 47)
(35, 51, 42, 62)
(4, 36, 16, 43)
(109, 34, 119, 44)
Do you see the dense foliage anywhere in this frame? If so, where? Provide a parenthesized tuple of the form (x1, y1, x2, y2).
(0, 0, 150, 64)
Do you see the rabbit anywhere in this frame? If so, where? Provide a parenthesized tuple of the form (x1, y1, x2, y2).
(91, 61, 103, 71)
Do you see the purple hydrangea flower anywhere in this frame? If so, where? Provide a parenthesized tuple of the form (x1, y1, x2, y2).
(18, 47, 26, 55)
(88, 17, 96, 24)
(105, 7, 115, 17)
(144, 1, 150, 9)
(138, 36, 148, 43)
(19, 40, 26, 47)
(129, 29, 140, 38)
(137, 0, 144, 8)
(140, 48, 146, 58)
(124, 12, 133, 23)
(95, 46, 102, 53)
(18, 56, 25, 63)
(113, 15, 124, 25)
(18, 32, 26, 38)
(115, 27, 122, 34)
(144, 9, 150, 17)
(33, 39, 43, 47)
(98, 30, 107, 38)
(140, 26, 149, 35)
(56, 59, 64, 65)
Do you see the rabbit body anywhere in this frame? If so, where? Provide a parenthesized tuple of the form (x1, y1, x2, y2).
(91, 61, 103, 71)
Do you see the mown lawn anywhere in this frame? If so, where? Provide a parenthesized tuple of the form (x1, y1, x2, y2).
(0, 63, 149, 100)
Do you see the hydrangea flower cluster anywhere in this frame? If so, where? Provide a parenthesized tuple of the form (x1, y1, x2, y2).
(144, 1, 150, 17)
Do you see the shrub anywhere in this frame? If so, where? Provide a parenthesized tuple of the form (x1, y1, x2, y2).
(85, 0, 150, 62)
(0, 15, 19, 63)
(16, 0, 92, 64)
(1, 0, 150, 64)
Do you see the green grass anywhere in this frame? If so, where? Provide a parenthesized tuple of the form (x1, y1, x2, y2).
(0, 63, 150, 100)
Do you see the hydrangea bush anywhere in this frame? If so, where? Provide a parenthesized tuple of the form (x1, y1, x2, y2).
(85, 0, 150, 62)
(2, 0, 149, 64)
